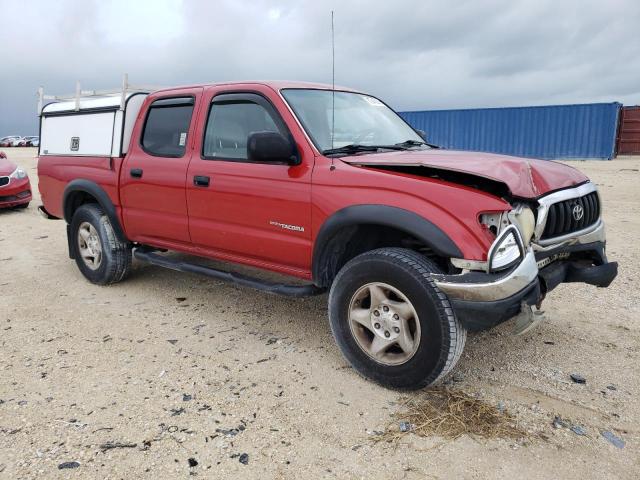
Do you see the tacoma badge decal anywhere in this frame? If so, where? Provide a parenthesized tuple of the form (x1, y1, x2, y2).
(269, 221, 305, 232)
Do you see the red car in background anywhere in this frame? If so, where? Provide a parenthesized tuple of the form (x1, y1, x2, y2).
(0, 151, 32, 209)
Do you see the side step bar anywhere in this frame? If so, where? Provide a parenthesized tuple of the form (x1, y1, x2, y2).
(133, 248, 326, 298)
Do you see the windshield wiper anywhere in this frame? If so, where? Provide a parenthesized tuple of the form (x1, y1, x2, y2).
(395, 139, 440, 149)
(322, 144, 406, 156)
(394, 139, 426, 147)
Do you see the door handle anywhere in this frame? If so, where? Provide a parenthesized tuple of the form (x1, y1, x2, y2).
(193, 175, 210, 187)
(130, 168, 143, 178)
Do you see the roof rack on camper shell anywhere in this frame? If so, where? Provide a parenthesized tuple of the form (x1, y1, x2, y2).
(37, 75, 164, 158)
(36, 74, 162, 115)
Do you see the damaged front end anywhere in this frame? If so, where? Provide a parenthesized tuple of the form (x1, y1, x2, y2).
(342, 152, 618, 333)
(431, 182, 618, 332)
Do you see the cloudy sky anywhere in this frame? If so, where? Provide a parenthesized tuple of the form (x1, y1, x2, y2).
(0, 0, 638, 135)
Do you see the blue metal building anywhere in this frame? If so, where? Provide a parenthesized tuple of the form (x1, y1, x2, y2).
(399, 102, 621, 160)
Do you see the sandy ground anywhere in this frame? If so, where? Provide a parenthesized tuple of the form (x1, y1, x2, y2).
(0, 147, 638, 479)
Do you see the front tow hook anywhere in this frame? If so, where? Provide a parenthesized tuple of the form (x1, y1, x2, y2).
(513, 302, 546, 335)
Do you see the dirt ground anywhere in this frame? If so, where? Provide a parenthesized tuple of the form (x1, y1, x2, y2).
(1, 147, 638, 479)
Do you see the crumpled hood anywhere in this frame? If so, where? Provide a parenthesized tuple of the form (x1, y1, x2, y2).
(340, 149, 589, 198)
(0, 157, 17, 176)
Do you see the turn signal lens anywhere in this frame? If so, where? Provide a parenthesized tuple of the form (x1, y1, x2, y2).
(489, 226, 523, 272)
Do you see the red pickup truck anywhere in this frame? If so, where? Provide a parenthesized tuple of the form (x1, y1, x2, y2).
(37, 81, 617, 389)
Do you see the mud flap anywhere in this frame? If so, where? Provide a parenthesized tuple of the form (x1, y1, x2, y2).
(66, 224, 75, 259)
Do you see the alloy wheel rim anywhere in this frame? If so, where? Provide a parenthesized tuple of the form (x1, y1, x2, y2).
(77, 222, 102, 270)
(348, 282, 421, 366)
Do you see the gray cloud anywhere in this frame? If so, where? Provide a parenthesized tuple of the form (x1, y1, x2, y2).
(1, 0, 638, 135)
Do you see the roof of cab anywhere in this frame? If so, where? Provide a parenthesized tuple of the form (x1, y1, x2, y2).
(41, 81, 362, 114)
(152, 80, 360, 94)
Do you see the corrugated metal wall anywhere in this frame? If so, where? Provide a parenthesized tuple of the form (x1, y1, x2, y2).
(399, 102, 621, 160)
(616, 106, 640, 155)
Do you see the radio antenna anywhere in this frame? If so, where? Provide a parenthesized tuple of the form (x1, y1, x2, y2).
(331, 10, 335, 152)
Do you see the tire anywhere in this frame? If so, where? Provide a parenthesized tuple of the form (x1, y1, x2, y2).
(328, 248, 466, 390)
(14, 202, 29, 209)
(69, 203, 131, 285)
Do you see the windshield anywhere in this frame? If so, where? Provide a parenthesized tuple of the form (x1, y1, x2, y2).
(281, 89, 425, 154)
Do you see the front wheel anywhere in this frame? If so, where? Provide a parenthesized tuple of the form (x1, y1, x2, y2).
(70, 204, 131, 285)
(328, 248, 466, 390)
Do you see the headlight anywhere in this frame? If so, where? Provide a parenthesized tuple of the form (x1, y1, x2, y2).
(488, 225, 523, 272)
(9, 167, 27, 179)
(508, 206, 535, 246)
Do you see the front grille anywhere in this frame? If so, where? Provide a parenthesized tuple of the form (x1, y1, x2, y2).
(541, 191, 600, 239)
(0, 176, 8, 187)
(0, 190, 29, 202)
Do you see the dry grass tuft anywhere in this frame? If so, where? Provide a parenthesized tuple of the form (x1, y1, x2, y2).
(383, 387, 527, 442)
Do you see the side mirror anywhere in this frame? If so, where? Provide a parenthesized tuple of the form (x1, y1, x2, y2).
(415, 129, 427, 141)
(247, 131, 298, 165)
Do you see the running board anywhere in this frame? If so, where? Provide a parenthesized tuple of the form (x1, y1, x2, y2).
(133, 248, 325, 298)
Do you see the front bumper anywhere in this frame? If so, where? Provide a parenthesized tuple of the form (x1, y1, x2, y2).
(433, 221, 618, 331)
(0, 176, 32, 208)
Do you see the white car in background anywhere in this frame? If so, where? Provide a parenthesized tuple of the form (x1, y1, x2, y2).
(21, 136, 39, 147)
(0, 136, 21, 147)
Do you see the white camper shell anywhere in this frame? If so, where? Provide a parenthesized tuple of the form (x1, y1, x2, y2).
(38, 77, 159, 158)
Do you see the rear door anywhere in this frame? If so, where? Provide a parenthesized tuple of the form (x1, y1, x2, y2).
(186, 85, 314, 277)
(120, 88, 202, 246)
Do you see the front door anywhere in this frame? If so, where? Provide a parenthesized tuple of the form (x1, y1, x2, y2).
(120, 88, 202, 246)
(186, 87, 314, 277)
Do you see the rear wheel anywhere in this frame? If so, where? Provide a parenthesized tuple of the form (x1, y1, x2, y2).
(70, 204, 131, 285)
(328, 248, 466, 390)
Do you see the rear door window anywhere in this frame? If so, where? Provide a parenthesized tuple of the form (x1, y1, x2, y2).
(141, 97, 194, 157)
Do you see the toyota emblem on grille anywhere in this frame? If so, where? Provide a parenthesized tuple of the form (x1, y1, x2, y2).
(572, 204, 584, 221)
